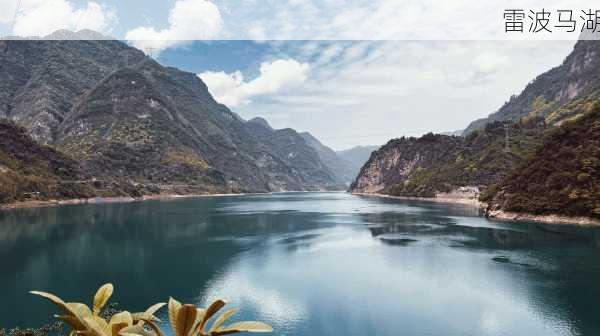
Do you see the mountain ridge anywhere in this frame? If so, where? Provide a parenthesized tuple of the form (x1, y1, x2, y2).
(0, 37, 346, 203)
(464, 40, 600, 135)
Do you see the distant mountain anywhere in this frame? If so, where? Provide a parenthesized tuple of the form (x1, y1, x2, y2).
(486, 103, 600, 220)
(0, 36, 345, 200)
(299, 132, 356, 184)
(337, 145, 379, 180)
(464, 40, 600, 135)
(246, 119, 345, 191)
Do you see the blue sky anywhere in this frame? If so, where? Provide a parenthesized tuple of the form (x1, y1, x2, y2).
(0, 0, 585, 149)
(166, 40, 575, 150)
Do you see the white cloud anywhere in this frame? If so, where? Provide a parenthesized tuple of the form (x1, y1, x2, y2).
(224, 40, 575, 150)
(199, 59, 309, 107)
(125, 0, 222, 53)
(6, 0, 116, 37)
(0, 0, 18, 24)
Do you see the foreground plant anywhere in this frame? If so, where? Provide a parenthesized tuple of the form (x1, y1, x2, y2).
(167, 297, 272, 336)
(31, 283, 166, 336)
(30, 284, 273, 336)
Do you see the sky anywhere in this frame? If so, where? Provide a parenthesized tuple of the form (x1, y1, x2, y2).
(0, 0, 588, 149)
(177, 40, 575, 149)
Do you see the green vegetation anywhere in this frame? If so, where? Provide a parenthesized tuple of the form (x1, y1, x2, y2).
(486, 103, 600, 218)
(0, 120, 97, 204)
(383, 121, 544, 198)
(30, 283, 273, 336)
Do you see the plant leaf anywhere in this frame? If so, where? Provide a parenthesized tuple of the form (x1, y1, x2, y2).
(91, 316, 111, 336)
(134, 302, 165, 322)
(111, 322, 129, 336)
(168, 297, 182, 334)
(109, 312, 133, 327)
(118, 324, 153, 336)
(175, 304, 198, 336)
(56, 315, 88, 331)
(191, 309, 206, 335)
(93, 284, 114, 316)
(30, 291, 71, 315)
(83, 316, 109, 336)
(212, 322, 273, 335)
(199, 300, 226, 331)
(67, 303, 93, 318)
(209, 308, 239, 332)
(136, 318, 165, 336)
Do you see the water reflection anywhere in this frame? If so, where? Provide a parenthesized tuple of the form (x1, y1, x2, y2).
(0, 193, 599, 336)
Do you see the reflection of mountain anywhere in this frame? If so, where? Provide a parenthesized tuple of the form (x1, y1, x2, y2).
(363, 211, 600, 249)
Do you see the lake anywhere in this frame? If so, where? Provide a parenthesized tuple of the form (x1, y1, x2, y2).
(1, 192, 600, 335)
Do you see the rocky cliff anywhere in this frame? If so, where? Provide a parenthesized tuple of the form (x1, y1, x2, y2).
(464, 40, 600, 135)
(350, 122, 544, 198)
(336, 145, 379, 181)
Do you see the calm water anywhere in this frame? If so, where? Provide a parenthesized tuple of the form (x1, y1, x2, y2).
(1, 192, 600, 335)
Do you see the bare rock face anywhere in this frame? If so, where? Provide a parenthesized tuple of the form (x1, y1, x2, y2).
(350, 133, 463, 195)
(0, 37, 344, 194)
(463, 40, 600, 135)
(0, 39, 146, 143)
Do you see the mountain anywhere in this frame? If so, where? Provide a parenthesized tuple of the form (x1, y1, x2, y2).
(350, 121, 544, 198)
(246, 119, 344, 191)
(299, 132, 356, 184)
(0, 39, 146, 143)
(485, 104, 600, 220)
(0, 119, 83, 203)
(0, 36, 344, 198)
(336, 145, 379, 180)
(464, 40, 600, 135)
(350, 39, 600, 221)
(0, 119, 142, 204)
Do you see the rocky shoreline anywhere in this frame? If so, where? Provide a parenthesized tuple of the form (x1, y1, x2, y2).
(0, 193, 246, 211)
(485, 209, 600, 226)
(352, 192, 485, 207)
(352, 192, 600, 226)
